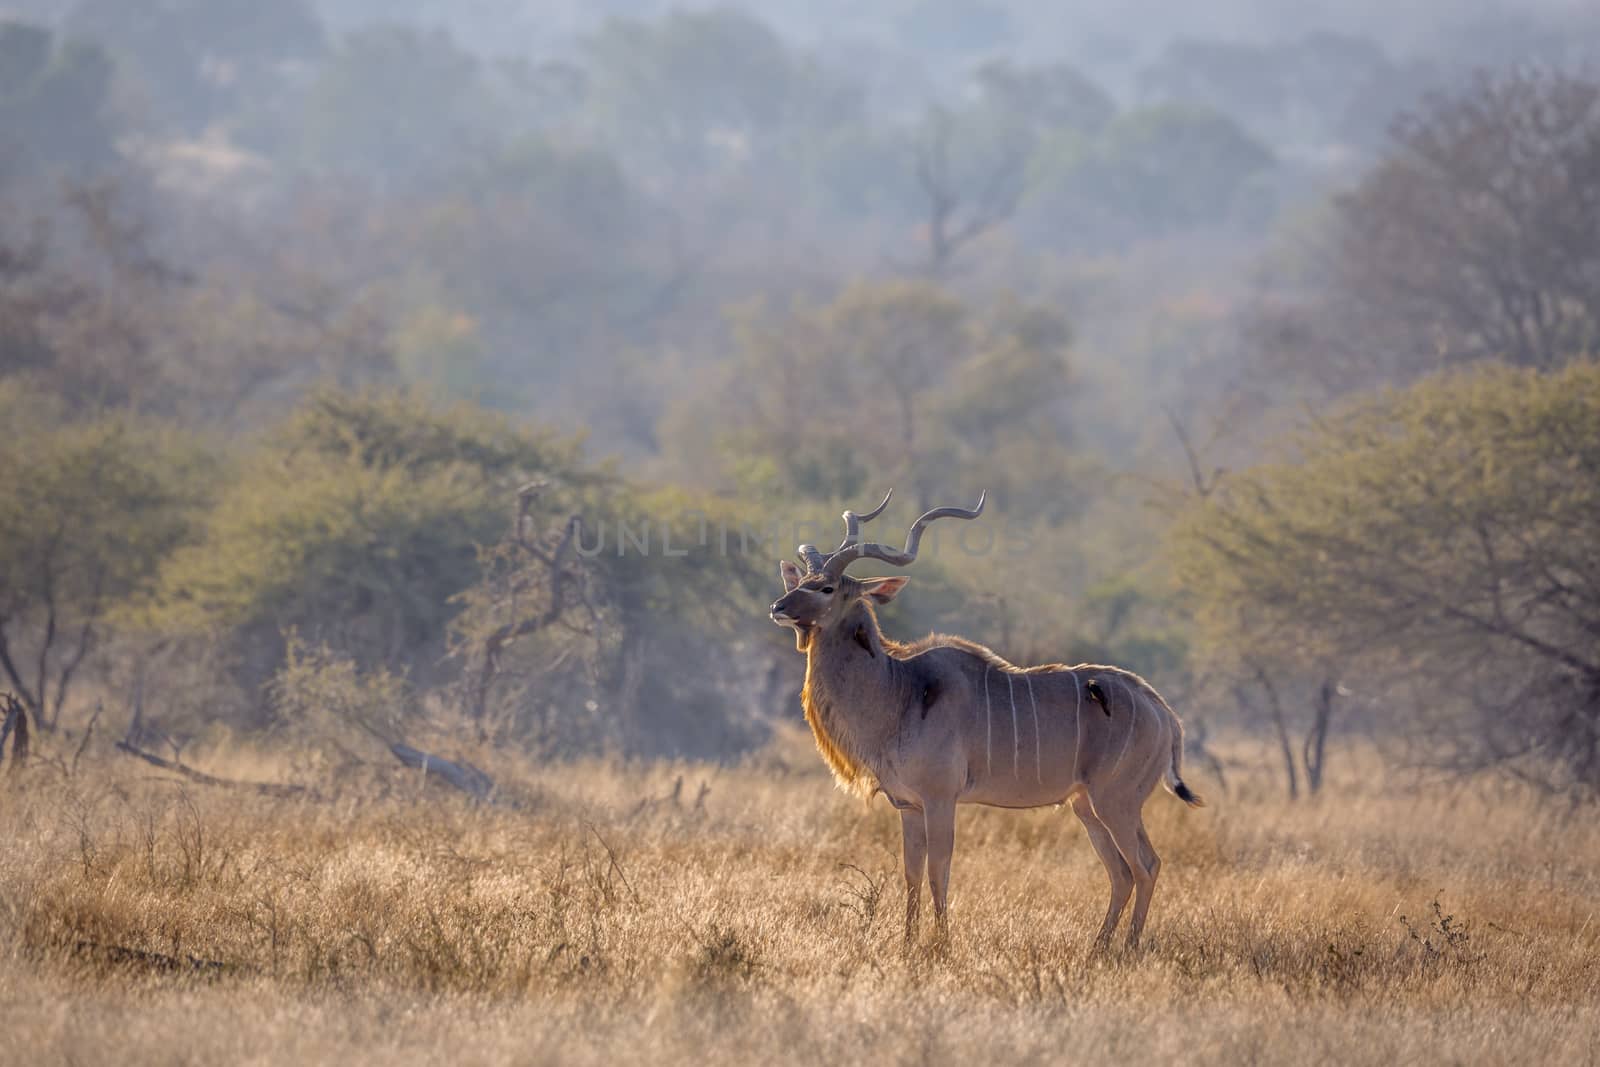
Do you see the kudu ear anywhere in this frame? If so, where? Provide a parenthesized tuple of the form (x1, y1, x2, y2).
(779, 560, 804, 592)
(858, 575, 909, 604)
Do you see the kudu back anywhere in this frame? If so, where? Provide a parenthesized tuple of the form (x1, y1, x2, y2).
(769, 490, 1202, 948)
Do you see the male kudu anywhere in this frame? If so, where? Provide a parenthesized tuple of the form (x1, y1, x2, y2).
(769, 491, 1202, 947)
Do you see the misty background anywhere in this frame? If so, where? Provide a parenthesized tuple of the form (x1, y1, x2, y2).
(2, 0, 1598, 800)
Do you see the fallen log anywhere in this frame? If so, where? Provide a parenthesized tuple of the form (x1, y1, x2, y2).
(389, 742, 494, 802)
(72, 939, 235, 977)
(114, 721, 492, 804)
(113, 741, 312, 799)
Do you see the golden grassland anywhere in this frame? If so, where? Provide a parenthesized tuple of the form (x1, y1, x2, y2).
(1, 729, 1597, 1066)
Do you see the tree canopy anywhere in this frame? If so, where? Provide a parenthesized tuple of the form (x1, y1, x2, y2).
(1171, 361, 1600, 792)
(1255, 69, 1600, 393)
(0, 21, 117, 173)
(665, 281, 1079, 514)
(149, 389, 589, 671)
(0, 386, 214, 727)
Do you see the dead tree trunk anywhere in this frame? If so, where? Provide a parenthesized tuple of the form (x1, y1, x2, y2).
(466, 487, 590, 728)
(912, 105, 1026, 279)
(0, 693, 29, 770)
(1304, 677, 1335, 795)
(1246, 668, 1298, 800)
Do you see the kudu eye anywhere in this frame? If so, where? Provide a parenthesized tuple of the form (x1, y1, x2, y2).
(820, 586, 834, 595)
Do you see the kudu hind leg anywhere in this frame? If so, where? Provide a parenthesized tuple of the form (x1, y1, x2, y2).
(1070, 793, 1132, 948)
(1097, 807, 1158, 948)
(900, 809, 928, 942)
(1125, 822, 1163, 945)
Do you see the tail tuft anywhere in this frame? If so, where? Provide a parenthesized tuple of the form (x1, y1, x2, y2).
(1163, 700, 1205, 807)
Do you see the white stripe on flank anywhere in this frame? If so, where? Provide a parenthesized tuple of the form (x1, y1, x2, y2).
(1112, 677, 1135, 771)
(1006, 671, 1019, 776)
(1024, 672, 1041, 783)
(1071, 669, 1084, 786)
(983, 663, 993, 776)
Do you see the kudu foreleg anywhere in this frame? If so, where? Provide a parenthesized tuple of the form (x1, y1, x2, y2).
(925, 799, 957, 940)
(900, 809, 927, 941)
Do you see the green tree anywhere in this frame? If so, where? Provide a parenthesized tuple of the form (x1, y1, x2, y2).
(972, 59, 1116, 136)
(1253, 70, 1600, 393)
(1140, 32, 1395, 147)
(0, 387, 214, 729)
(585, 8, 789, 171)
(151, 389, 591, 680)
(1025, 105, 1274, 244)
(897, 0, 1014, 56)
(787, 120, 918, 222)
(0, 184, 392, 422)
(0, 20, 117, 173)
(301, 25, 486, 177)
(67, 0, 323, 131)
(1171, 362, 1600, 795)
(582, 9, 853, 178)
(449, 486, 774, 757)
(909, 103, 1033, 276)
(664, 282, 1080, 517)
(365, 135, 649, 406)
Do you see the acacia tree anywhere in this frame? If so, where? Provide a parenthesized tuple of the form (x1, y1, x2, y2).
(66, 0, 323, 132)
(149, 389, 593, 686)
(0, 390, 211, 729)
(1171, 362, 1600, 795)
(582, 8, 833, 179)
(449, 483, 774, 757)
(910, 104, 1031, 277)
(1255, 69, 1600, 393)
(666, 281, 1076, 512)
(972, 59, 1116, 136)
(0, 21, 118, 174)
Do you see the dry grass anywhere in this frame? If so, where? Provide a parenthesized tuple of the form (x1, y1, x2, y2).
(2, 731, 1598, 1066)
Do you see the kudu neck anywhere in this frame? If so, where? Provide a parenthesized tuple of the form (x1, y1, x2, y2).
(807, 600, 893, 675)
(801, 601, 905, 747)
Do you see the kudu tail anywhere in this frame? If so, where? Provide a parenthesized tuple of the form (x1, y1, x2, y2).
(1164, 712, 1205, 808)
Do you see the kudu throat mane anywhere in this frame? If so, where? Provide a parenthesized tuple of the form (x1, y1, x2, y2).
(799, 604, 894, 798)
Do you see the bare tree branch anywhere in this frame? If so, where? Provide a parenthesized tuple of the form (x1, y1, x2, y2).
(1164, 405, 1225, 497)
(114, 739, 311, 799)
(912, 106, 1027, 278)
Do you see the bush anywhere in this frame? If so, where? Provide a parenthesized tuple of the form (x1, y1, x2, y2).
(151, 388, 591, 687)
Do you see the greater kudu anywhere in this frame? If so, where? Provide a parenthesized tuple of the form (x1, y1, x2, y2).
(769, 491, 1202, 947)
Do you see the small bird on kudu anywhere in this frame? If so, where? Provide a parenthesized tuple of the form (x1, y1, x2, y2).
(768, 490, 1203, 948)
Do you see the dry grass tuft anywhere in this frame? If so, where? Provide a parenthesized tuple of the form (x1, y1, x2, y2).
(2, 740, 1597, 1065)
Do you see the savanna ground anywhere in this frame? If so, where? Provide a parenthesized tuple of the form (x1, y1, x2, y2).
(2, 730, 1597, 1066)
